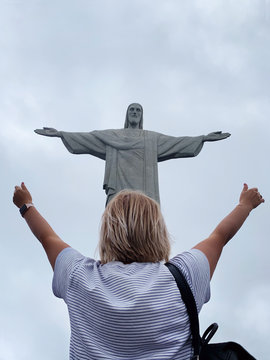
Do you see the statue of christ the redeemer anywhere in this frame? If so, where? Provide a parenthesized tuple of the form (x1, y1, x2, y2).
(35, 103, 230, 205)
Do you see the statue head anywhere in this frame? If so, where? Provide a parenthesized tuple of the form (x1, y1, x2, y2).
(99, 190, 170, 264)
(124, 103, 143, 129)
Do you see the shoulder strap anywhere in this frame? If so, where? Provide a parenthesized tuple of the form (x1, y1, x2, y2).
(165, 262, 201, 358)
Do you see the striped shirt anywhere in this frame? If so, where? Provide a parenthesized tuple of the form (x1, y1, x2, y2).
(53, 248, 210, 360)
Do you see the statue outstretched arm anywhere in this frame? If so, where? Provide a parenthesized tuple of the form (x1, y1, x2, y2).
(34, 128, 106, 160)
(157, 134, 205, 162)
(203, 131, 231, 142)
(157, 131, 230, 162)
(35, 127, 61, 137)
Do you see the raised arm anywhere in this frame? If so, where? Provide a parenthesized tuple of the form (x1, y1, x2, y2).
(13, 183, 70, 270)
(194, 183, 264, 278)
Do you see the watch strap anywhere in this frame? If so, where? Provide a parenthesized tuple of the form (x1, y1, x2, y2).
(20, 203, 34, 217)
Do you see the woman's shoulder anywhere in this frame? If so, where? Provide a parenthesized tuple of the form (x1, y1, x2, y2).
(169, 249, 211, 310)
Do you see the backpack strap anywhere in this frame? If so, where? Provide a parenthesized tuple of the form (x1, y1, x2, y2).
(165, 262, 201, 358)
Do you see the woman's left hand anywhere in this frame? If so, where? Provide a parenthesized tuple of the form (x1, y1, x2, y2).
(13, 182, 33, 208)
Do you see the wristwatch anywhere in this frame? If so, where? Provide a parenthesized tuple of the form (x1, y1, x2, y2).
(20, 203, 34, 217)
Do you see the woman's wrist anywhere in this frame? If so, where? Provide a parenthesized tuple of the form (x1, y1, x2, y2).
(19, 203, 34, 217)
(237, 202, 253, 213)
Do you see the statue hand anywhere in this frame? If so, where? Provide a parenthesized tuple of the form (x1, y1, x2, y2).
(34, 127, 60, 137)
(204, 131, 231, 142)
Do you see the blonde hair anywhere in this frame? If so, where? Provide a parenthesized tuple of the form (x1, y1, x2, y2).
(99, 190, 170, 264)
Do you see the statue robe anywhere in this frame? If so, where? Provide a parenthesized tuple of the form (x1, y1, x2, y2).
(60, 129, 205, 204)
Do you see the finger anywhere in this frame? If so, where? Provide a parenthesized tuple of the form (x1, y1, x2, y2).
(34, 129, 46, 135)
(21, 182, 27, 190)
(248, 187, 258, 194)
(243, 183, 248, 192)
(257, 196, 265, 205)
(257, 192, 264, 201)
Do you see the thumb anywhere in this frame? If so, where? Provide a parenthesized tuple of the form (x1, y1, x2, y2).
(21, 182, 27, 191)
(242, 183, 248, 192)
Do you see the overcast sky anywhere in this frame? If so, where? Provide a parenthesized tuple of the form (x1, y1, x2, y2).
(1, 1, 270, 359)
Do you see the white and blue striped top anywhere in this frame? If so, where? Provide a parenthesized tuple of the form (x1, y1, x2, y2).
(53, 247, 210, 360)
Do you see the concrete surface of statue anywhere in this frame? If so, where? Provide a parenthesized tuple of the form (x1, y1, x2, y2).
(35, 103, 230, 204)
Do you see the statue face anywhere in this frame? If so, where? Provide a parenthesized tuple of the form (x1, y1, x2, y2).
(127, 104, 142, 128)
